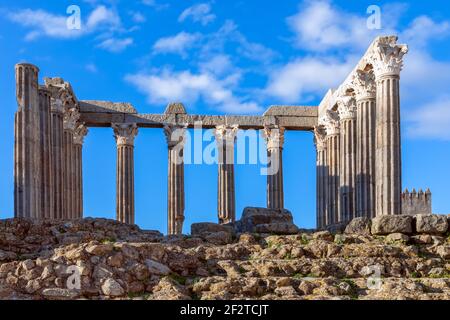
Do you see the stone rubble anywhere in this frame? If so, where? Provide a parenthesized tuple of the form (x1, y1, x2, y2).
(0, 215, 448, 300)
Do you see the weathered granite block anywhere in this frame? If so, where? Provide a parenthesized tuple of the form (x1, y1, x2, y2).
(191, 223, 234, 236)
(371, 216, 413, 235)
(344, 217, 372, 235)
(235, 207, 299, 235)
(415, 214, 448, 234)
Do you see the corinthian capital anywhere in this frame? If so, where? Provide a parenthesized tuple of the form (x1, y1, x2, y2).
(73, 123, 88, 145)
(113, 123, 138, 146)
(323, 110, 340, 136)
(370, 36, 408, 78)
(214, 124, 239, 142)
(163, 124, 187, 148)
(50, 98, 64, 114)
(353, 69, 376, 100)
(313, 125, 327, 151)
(337, 96, 357, 120)
(263, 125, 285, 150)
(63, 108, 80, 131)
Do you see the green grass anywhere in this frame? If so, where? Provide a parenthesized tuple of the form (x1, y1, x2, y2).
(169, 274, 187, 285)
(293, 273, 305, 279)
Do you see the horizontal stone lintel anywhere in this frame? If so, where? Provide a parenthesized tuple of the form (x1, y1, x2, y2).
(78, 101, 319, 131)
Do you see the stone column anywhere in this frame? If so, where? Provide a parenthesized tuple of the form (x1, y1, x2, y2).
(215, 125, 239, 224)
(50, 98, 65, 220)
(113, 123, 138, 224)
(263, 125, 285, 210)
(314, 125, 328, 229)
(353, 69, 376, 218)
(73, 124, 88, 219)
(324, 111, 340, 225)
(337, 96, 357, 223)
(371, 36, 408, 216)
(14, 63, 40, 219)
(38, 88, 53, 219)
(164, 124, 186, 235)
(63, 108, 80, 219)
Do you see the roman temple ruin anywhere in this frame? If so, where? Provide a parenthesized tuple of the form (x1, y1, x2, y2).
(13, 36, 431, 234)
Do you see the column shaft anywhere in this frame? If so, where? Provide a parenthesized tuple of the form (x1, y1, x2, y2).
(38, 89, 53, 219)
(375, 75, 402, 215)
(164, 125, 186, 235)
(326, 134, 340, 225)
(215, 125, 238, 224)
(50, 101, 64, 219)
(14, 63, 40, 219)
(264, 126, 285, 210)
(114, 123, 138, 224)
(339, 118, 356, 222)
(314, 127, 327, 229)
(356, 98, 376, 218)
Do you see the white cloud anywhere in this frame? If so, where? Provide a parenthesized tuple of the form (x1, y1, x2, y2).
(401, 15, 450, 48)
(124, 69, 261, 114)
(8, 9, 83, 40)
(97, 37, 133, 52)
(153, 32, 201, 57)
(265, 56, 357, 103)
(142, 0, 169, 10)
(130, 11, 146, 23)
(287, 0, 391, 52)
(7, 6, 121, 41)
(178, 3, 216, 26)
(405, 96, 450, 141)
(86, 5, 120, 29)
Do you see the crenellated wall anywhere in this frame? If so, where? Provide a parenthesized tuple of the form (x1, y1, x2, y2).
(401, 189, 432, 215)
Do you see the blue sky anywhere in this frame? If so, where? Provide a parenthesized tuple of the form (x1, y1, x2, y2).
(0, 0, 449, 233)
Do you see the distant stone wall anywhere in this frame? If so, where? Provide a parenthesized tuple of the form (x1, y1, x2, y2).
(401, 189, 432, 215)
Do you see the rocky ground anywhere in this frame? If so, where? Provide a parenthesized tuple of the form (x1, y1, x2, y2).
(0, 214, 449, 300)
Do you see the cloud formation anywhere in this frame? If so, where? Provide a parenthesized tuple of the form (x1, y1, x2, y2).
(178, 3, 216, 26)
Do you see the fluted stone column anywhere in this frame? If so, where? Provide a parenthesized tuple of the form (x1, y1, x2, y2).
(50, 98, 65, 219)
(337, 96, 357, 223)
(324, 112, 340, 225)
(63, 108, 80, 219)
(164, 124, 186, 235)
(354, 69, 376, 218)
(314, 125, 328, 229)
(215, 125, 239, 224)
(38, 88, 53, 219)
(73, 124, 88, 219)
(14, 63, 41, 219)
(113, 123, 138, 224)
(372, 36, 408, 216)
(263, 125, 285, 210)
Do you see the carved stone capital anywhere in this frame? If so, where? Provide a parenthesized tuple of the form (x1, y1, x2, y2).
(337, 96, 357, 121)
(113, 123, 138, 146)
(73, 123, 88, 145)
(63, 108, 80, 132)
(353, 69, 376, 100)
(50, 98, 64, 114)
(314, 125, 327, 151)
(323, 110, 340, 136)
(263, 125, 285, 150)
(214, 124, 239, 143)
(370, 36, 408, 79)
(163, 124, 187, 148)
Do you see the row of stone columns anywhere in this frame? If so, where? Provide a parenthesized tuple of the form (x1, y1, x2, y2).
(14, 63, 88, 220)
(111, 122, 286, 235)
(315, 37, 408, 227)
